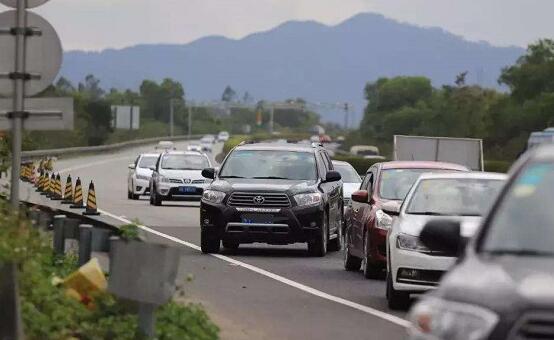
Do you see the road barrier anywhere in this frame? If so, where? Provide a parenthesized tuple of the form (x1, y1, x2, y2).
(53, 173, 63, 201)
(62, 175, 73, 204)
(40, 172, 49, 195)
(83, 181, 100, 216)
(71, 177, 84, 209)
(47, 173, 56, 199)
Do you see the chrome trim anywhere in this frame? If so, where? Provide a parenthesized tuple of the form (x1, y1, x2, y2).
(235, 207, 281, 213)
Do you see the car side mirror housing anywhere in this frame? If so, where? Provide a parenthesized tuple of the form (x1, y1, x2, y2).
(325, 170, 341, 182)
(351, 190, 369, 203)
(381, 201, 400, 216)
(148, 166, 157, 172)
(420, 220, 462, 255)
(202, 168, 216, 179)
(128, 163, 136, 170)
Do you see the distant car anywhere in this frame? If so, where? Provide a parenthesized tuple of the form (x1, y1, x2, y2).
(386, 172, 506, 309)
(128, 153, 160, 199)
(343, 161, 469, 279)
(201, 135, 216, 152)
(149, 151, 212, 205)
(332, 160, 362, 209)
(408, 145, 554, 340)
(217, 131, 230, 142)
(187, 144, 202, 152)
(155, 141, 176, 151)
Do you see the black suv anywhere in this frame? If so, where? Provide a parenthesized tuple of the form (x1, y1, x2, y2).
(200, 142, 343, 257)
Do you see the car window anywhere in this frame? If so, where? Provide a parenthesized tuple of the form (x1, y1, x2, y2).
(481, 162, 554, 255)
(138, 156, 158, 169)
(379, 168, 451, 201)
(220, 150, 317, 181)
(406, 178, 504, 216)
(360, 172, 372, 191)
(315, 153, 327, 179)
(161, 154, 210, 170)
(321, 152, 333, 170)
(334, 164, 362, 183)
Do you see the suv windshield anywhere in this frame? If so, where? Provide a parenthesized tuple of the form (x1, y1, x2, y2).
(161, 154, 209, 170)
(334, 164, 361, 183)
(406, 178, 504, 216)
(481, 162, 554, 256)
(220, 150, 317, 180)
(380, 169, 439, 200)
(138, 156, 158, 169)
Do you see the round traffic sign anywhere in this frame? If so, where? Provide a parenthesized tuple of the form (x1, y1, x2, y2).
(0, 10, 62, 97)
(0, 0, 50, 9)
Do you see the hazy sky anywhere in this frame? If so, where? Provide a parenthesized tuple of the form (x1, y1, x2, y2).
(1, 0, 551, 51)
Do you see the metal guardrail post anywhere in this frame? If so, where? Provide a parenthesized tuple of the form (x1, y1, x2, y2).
(78, 224, 92, 266)
(52, 216, 65, 255)
(138, 303, 156, 338)
(0, 263, 23, 340)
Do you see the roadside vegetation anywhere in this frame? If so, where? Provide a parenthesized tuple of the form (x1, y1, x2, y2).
(0, 204, 219, 340)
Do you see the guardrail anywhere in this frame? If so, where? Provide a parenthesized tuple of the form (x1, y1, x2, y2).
(21, 134, 203, 159)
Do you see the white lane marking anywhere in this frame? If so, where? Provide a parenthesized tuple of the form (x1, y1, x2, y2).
(98, 208, 410, 328)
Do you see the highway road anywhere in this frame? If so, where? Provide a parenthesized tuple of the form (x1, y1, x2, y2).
(20, 140, 410, 340)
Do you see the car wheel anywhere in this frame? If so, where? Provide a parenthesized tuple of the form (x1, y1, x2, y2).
(386, 271, 410, 310)
(328, 220, 342, 252)
(343, 227, 362, 271)
(308, 211, 328, 257)
(362, 231, 382, 279)
(222, 240, 240, 251)
(127, 190, 133, 199)
(132, 193, 140, 200)
(201, 229, 220, 254)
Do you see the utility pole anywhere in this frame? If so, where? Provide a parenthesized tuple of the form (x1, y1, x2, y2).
(129, 99, 134, 131)
(169, 99, 174, 137)
(187, 105, 192, 139)
(343, 103, 349, 130)
(269, 105, 274, 135)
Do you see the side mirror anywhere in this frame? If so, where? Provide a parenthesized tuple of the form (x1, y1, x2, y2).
(325, 170, 342, 183)
(128, 163, 136, 170)
(382, 201, 400, 216)
(202, 168, 215, 179)
(351, 190, 369, 203)
(420, 220, 462, 255)
(148, 166, 157, 172)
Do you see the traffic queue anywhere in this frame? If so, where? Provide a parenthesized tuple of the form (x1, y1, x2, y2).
(129, 134, 554, 340)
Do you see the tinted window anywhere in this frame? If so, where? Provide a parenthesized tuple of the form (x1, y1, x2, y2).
(334, 163, 362, 183)
(406, 178, 504, 216)
(379, 169, 454, 200)
(138, 156, 158, 169)
(161, 154, 209, 170)
(481, 162, 554, 255)
(220, 150, 317, 180)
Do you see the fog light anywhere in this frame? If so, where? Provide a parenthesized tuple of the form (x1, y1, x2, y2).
(136, 186, 142, 191)
(161, 189, 169, 195)
(310, 222, 317, 227)
(399, 268, 420, 280)
(203, 219, 210, 225)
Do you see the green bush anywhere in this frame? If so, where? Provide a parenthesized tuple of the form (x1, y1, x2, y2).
(484, 160, 512, 173)
(332, 154, 387, 174)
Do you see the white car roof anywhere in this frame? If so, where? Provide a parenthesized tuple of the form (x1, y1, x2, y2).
(417, 171, 507, 181)
(140, 153, 160, 158)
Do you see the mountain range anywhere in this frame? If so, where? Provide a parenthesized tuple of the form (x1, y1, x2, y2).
(61, 13, 524, 124)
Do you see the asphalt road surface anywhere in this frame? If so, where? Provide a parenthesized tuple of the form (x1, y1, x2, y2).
(21, 140, 410, 340)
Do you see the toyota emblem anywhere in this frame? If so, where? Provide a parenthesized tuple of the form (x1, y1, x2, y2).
(253, 195, 265, 205)
(183, 178, 192, 184)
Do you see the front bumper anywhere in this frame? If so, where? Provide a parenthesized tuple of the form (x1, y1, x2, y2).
(200, 201, 325, 245)
(370, 226, 388, 265)
(133, 178, 151, 195)
(390, 247, 454, 293)
(156, 182, 208, 201)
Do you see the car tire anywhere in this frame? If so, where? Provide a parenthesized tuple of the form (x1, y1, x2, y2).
(328, 220, 342, 252)
(343, 227, 362, 271)
(386, 272, 410, 310)
(201, 229, 220, 254)
(308, 211, 328, 257)
(127, 190, 133, 199)
(222, 240, 239, 251)
(362, 231, 382, 279)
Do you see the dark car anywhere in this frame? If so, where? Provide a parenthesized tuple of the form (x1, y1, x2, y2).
(343, 161, 468, 278)
(408, 145, 554, 340)
(199, 142, 343, 256)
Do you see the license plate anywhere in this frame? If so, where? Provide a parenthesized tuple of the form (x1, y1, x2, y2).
(179, 186, 197, 193)
(241, 214, 274, 224)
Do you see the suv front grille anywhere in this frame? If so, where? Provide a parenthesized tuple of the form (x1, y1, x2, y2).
(228, 192, 291, 207)
(169, 178, 183, 184)
(511, 312, 554, 339)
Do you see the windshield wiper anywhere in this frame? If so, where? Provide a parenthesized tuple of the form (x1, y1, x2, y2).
(252, 176, 290, 180)
(219, 175, 245, 179)
(486, 249, 554, 257)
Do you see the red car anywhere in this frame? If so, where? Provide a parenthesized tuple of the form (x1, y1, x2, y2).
(343, 161, 468, 278)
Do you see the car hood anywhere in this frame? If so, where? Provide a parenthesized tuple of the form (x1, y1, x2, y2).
(396, 215, 481, 238)
(342, 183, 360, 198)
(159, 169, 204, 179)
(436, 255, 554, 313)
(210, 178, 317, 195)
(136, 168, 153, 177)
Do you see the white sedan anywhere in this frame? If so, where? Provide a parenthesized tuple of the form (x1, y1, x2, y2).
(332, 160, 362, 207)
(386, 172, 506, 309)
(128, 153, 160, 199)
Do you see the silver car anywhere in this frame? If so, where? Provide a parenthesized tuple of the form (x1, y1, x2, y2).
(128, 153, 159, 199)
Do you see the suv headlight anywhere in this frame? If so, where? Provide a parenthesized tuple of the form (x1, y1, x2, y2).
(375, 209, 393, 230)
(294, 193, 322, 207)
(202, 190, 226, 204)
(408, 297, 498, 340)
(396, 234, 431, 253)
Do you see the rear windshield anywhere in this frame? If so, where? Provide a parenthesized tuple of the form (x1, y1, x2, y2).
(138, 156, 158, 169)
(379, 168, 454, 200)
(334, 163, 362, 183)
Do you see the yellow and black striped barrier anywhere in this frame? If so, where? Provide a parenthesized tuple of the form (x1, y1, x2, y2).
(40, 172, 50, 196)
(71, 177, 85, 209)
(83, 181, 100, 216)
(62, 175, 73, 204)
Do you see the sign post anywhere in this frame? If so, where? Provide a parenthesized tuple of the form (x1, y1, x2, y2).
(0, 0, 67, 208)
